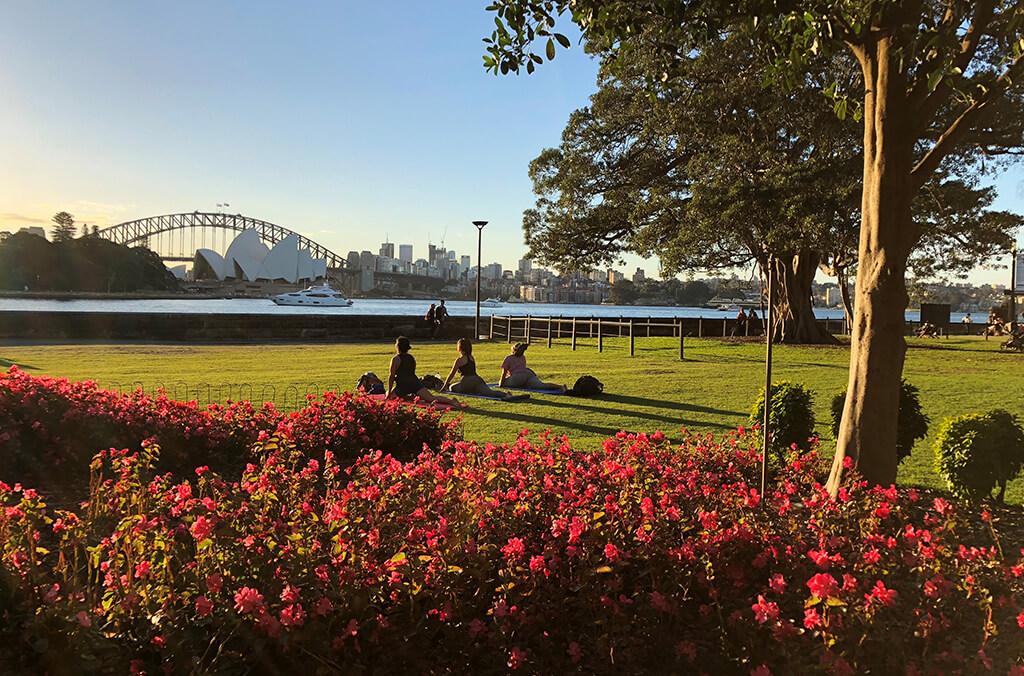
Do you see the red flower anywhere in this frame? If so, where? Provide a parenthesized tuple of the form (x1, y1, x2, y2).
(233, 587, 264, 615)
(501, 537, 526, 561)
(206, 574, 223, 594)
(190, 516, 214, 541)
(768, 573, 786, 594)
(1017, 610, 1024, 629)
(806, 573, 839, 600)
(507, 646, 527, 670)
(803, 607, 822, 629)
(865, 580, 898, 607)
(195, 596, 214, 617)
(751, 595, 780, 624)
(604, 543, 621, 562)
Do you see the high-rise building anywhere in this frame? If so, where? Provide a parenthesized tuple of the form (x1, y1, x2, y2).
(379, 242, 395, 258)
(608, 270, 624, 285)
(518, 258, 532, 275)
(399, 244, 413, 263)
(460, 255, 471, 273)
(360, 250, 376, 271)
(633, 267, 646, 284)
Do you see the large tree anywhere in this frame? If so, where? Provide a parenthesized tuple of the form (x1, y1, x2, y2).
(50, 211, 76, 242)
(524, 39, 859, 342)
(485, 0, 1024, 490)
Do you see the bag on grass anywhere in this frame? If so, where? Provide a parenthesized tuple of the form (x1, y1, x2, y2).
(356, 372, 385, 395)
(568, 375, 604, 397)
(421, 374, 444, 390)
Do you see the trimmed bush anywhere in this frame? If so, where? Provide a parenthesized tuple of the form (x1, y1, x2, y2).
(934, 409, 1024, 503)
(830, 380, 929, 463)
(749, 381, 815, 462)
(2, 431, 1023, 674)
(0, 367, 461, 489)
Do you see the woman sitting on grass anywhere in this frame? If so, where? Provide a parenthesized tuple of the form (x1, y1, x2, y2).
(441, 338, 528, 400)
(386, 336, 461, 407)
(498, 342, 567, 392)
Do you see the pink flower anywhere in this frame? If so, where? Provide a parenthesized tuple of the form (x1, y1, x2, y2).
(803, 607, 822, 629)
(233, 587, 265, 615)
(865, 580, 898, 607)
(806, 573, 839, 600)
(501, 537, 526, 562)
(190, 516, 214, 541)
(206, 574, 223, 594)
(751, 595, 779, 624)
(1016, 610, 1024, 629)
(604, 543, 620, 562)
(768, 574, 786, 594)
(134, 561, 151, 579)
(75, 610, 92, 628)
(529, 555, 546, 573)
(507, 646, 527, 670)
(195, 596, 214, 617)
(280, 604, 306, 627)
(932, 497, 952, 516)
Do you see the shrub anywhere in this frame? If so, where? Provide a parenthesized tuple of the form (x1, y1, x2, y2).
(749, 381, 815, 462)
(3, 430, 1022, 674)
(934, 409, 1024, 503)
(830, 380, 929, 463)
(0, 367, 460, 491)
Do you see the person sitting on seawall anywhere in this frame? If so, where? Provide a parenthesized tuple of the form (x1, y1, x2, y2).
(441, 338, 527, 400)
(498, 342, 567, 392)
(386, 336, 461, 407)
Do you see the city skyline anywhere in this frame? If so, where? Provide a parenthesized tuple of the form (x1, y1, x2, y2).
(2, 1, 1022, 284)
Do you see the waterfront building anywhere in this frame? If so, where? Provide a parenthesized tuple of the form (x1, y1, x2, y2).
(633, 268, 646, 284)
(380, 242, 395, 258)
(399, 244, 413, 263)
(193, 229, 326, 284)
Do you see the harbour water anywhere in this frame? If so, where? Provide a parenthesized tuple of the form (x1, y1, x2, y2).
(0, 296, 950, 322)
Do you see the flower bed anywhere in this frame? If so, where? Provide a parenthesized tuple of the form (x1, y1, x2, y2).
(2, 427, 1022, 674)
(0, 366, 460, 490)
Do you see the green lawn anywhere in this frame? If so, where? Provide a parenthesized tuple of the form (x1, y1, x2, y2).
(3, 334, 1023, 501)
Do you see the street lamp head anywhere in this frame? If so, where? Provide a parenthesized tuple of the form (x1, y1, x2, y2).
(473, 220, 488, 230)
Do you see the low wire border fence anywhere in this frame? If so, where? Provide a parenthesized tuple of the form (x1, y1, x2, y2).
(102, 381, 351, 412)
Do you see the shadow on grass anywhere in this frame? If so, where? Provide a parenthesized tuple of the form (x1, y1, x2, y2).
(528, 396, 735, 427)
(470, 406, 733, 437)
(0, 357, 37, 370)
(598, 393, 743, 417)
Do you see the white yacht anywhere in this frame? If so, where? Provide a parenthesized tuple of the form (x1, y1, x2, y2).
(272, 284, 354, 307)
(480, 297, 503, 308)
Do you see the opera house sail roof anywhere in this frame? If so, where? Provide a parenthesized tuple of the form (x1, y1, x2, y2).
(191, 229, 327, 284)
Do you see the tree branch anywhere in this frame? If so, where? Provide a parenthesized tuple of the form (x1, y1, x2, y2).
(910, 52, 1024, 190)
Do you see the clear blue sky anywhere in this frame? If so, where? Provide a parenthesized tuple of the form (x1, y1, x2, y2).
(1, 1, 1021, 283)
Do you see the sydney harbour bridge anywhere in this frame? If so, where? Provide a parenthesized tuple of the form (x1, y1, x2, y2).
(95, 211, 350, 270)
(94, 211, 446, 291)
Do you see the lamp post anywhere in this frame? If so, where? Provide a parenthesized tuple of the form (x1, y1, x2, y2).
(473, 220, 488, 338)
(1011, 245, 1019, 333)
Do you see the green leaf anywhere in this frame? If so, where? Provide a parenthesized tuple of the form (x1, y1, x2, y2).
(555, 33, 570, 49)
(546, 38, 556, 61)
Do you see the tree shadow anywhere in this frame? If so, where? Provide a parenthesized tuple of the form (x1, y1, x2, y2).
(473, 403, 734, 437)
(0, 357, 37, 370)
(597, 393, 744, 417)
(527, 397, 733, 427)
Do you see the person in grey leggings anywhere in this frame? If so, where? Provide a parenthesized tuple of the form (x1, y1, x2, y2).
(498, 342, 567, 392)
(441, 338, 527, 400)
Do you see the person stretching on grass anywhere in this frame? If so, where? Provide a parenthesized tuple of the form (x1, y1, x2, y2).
(441, 338, 528, 400)
(386, 336, 461, 407)
(498, 342, 566, 392)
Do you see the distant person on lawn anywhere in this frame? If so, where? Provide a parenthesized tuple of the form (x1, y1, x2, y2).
(732, 308, 748, 336)
(441, 338, 526, 400)
(424, 304, 439, 338)
(498, 342, 566, 392)
(386, 336, 460, 407)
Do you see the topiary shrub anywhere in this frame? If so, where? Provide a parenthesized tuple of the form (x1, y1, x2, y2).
(749, 381, 815, 462)
(830, 380, 929, 464)
(933, 409, 1024, 503)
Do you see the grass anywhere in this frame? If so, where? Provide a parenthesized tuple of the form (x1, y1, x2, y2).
(3, 334, 1023, 502)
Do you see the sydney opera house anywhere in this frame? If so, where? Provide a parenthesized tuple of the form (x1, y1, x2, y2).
(191, 229, 327, 284)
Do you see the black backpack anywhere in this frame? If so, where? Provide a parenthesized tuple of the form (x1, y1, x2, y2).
(568, 375, 604, 397)
(421, 374, 444, 390)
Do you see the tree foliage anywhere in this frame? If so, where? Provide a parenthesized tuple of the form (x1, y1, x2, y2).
(0, 232, 177, 292)
(50, 211, 76, 243)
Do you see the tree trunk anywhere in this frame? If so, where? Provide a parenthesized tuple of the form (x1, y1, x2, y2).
(827, 38, 916, 494)
(762, 252, 837, 344)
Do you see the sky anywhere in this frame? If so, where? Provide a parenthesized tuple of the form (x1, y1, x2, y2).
(1, 1, 1022, 284)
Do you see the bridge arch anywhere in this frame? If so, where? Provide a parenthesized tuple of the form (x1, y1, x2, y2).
(96, 212, 348, 269)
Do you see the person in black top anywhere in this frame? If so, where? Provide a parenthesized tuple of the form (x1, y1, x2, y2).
(424, 304, 439, 338)
(436, 300, 450, 334)
(386, 336, 460, 406)
(440, 338, 527, 400)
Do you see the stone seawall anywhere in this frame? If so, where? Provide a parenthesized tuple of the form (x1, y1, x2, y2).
(0, 311, 478, 342)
